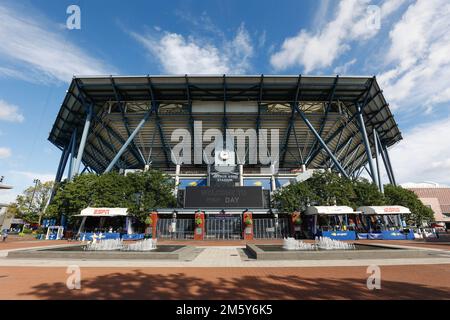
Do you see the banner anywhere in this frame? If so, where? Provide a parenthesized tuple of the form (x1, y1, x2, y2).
(322, 231, 356, 240)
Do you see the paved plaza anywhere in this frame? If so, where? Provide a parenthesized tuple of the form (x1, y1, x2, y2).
(0, 237, 449, 299)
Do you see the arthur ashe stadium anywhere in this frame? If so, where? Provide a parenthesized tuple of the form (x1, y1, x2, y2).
(48, 75, 402, 240)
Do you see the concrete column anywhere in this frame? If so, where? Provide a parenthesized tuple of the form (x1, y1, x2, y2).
(239, 164, 244, 186)
(174, 164, 181, 196)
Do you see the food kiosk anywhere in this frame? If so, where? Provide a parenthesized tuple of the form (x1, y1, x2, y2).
(76, 207, 142, 240)
(356, 206, 414, 240)
(305, 206, 360, 240)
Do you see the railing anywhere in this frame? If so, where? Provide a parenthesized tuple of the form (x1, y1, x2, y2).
(156, 218, 195, 240)
(205, 216, 242, 240)
(253, 218, 290, 239)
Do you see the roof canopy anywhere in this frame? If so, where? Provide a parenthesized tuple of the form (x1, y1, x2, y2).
(305, 206, 358, 215)
(357, 206, 411, 215)
(49, 75, 401, 174)
(77, 207, 129, 217)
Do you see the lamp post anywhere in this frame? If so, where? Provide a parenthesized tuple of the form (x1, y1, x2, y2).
(26, 178, 40, 232)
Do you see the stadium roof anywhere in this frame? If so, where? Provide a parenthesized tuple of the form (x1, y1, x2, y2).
(49, 75, 401, 176)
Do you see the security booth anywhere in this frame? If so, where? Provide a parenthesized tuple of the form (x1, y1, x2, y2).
(356, 206, 414, 240)
(305, 206, 359, 240)
(75, 207, 142, 241)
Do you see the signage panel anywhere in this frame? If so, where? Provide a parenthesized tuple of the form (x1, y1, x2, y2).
(184, 186, 263, 208)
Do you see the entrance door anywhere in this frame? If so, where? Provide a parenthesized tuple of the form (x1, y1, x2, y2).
(253, 218, 290, 239)
(205, 215, 242, 240)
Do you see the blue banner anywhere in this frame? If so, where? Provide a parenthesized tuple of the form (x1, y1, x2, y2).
(322, 231, 356, 240)
(122, 234, 144, 240)
(368, 233, 383, 240)
(382, 230, 411, 240)
(79, 232, 121, 240)
(381, 230, 405, 240)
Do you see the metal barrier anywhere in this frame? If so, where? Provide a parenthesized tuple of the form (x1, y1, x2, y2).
(156, 218, 195, 239)
(253, 218, 290, 239)
(205, 216, 242, 240)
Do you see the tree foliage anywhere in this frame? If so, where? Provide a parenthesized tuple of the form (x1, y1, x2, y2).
(273, 171, 434, 226)
(46, 170, 176, 223)
(384, 184, 434, 225)
(14, 180, 54, 223)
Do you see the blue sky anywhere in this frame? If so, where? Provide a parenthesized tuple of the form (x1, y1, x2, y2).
(1, 0, 450, 202)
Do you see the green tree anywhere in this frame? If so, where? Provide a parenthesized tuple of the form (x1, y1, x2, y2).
(14, 180, 54, 224)
(46, 170, 176, 224)
(272, 182, 316, 213)
(384, 184, 434, 225)
(351, 178, 386, 208)
(46, 173, 98, 223)
(305, 171, 356, 206)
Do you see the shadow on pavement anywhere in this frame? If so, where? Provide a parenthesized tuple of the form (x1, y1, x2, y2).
(21, 270, 449, 300)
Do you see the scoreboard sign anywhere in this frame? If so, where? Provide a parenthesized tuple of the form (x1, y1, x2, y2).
(184, 186, 263, 208)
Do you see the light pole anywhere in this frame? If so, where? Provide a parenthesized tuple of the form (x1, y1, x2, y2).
(26, 179, 40, 231)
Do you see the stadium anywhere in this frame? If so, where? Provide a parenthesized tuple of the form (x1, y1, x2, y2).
(48, 75, 402, 240)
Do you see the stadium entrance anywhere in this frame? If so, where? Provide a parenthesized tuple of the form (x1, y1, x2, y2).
(205, 215, 242, 240)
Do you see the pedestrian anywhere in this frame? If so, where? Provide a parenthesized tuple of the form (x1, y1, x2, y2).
(1, 229, 8, 242)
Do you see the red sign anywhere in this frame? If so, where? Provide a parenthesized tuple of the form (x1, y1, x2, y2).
(93, 209, 110, 215)
(383, 207, 400, 213)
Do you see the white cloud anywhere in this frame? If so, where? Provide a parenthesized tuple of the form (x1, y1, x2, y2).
(9, 170, 54, 183)
(333, 58, 357, 74)
(389, 116, 450, 185)
(0, 99, 24, 123)
(0, 4, 115, 83)
(131, 23, 254, 74)
(0, 147, 12, 159)
(378, 0, 450, 112)
(0, 189, 15, 204)
(270, 0, 406, 72)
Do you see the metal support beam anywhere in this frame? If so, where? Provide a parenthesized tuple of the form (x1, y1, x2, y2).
(373, 128, 383, 192)
(356, 102, 376, 184)
(67, 128, 77, 180)
(72, 103, 93, 178)
(280, 75, 302, 166)
(222, 75, 228, 144)
(375, 130, 394, 185)
(105, 105, 155, 173)
(185, 75, 194, 156)
(256, 74, 264, 136)
(111, 77, 146, 166)
(155, 108, 171, 167)
(307, 75, 339, 161)
(382, 143, 397, 186)
(294, 104, 349, 178)
(49, 142, 71, 203)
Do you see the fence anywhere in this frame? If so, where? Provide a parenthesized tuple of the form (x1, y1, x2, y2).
(205, 216, 242, 240)
(253, 218, 290, 239)
(156, 218, 195, 239)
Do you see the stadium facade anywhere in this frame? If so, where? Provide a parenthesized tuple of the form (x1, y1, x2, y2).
(49, 75, 402, 240)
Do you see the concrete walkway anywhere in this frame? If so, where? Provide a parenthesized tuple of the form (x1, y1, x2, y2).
(1, 244, 450, 268)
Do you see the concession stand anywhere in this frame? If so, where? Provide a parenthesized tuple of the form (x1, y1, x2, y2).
(76, 207, 143, 240)
(356, 206, 414, 240)
(305, 206, 360, 240)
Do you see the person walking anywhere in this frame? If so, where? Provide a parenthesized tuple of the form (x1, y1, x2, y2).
(1, 229, 8, 242)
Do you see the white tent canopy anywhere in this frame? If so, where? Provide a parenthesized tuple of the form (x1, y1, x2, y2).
(77, 207, 129, 217)
(357, 206, 411, 215)
(305, 206, 359, 215)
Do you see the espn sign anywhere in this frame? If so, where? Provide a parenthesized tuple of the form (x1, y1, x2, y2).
(383, 207, 401, 213)
(93, 209, 110, 215)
